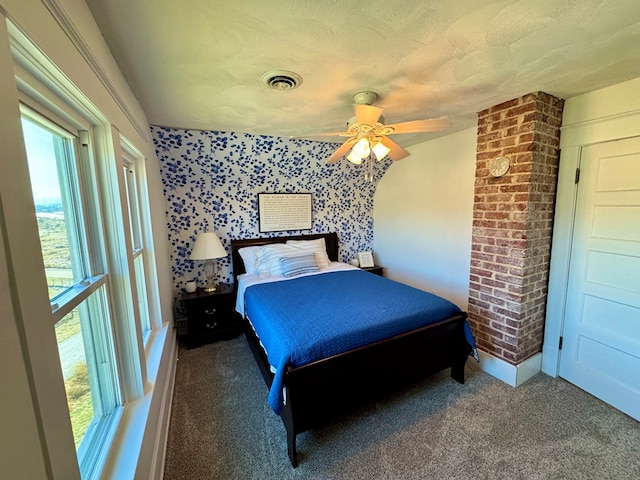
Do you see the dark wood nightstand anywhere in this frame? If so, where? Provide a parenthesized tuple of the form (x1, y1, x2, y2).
(182, 283, 240, 348)
(362, 265, 384, 276)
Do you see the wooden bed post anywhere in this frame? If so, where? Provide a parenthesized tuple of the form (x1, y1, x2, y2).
(281, 403, 298, 467)
(451, 360, 466, 383)
(451, 319, 470, 384)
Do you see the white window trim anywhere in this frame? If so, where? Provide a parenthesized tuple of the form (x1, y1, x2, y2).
(20, 101, 124, 480)
(7, 16, 172, 480)
(121, 137, 163, 335)
(51, 274, 107, 320)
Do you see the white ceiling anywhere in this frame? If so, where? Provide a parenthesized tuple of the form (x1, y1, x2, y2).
(85, 0, 640, 147)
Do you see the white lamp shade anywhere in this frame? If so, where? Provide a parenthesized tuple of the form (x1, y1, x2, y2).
(346, 151, 363, 164)
(190, 232, 226, 260)
(372, 141, 391, 161)
(351, 137, 370, 158)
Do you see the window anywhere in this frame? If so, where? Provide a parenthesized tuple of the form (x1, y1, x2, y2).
(122, 151, 151, 338)
(16, 59, 161, 460)
(7, 15, 169, 480)
(21, 109, 121, 476)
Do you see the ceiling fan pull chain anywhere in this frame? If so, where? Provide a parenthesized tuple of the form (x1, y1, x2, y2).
(368, 152, 374, 183)
(364, 154, 368, 182)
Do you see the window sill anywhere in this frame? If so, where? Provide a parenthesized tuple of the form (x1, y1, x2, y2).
(94, 324, 177, 479)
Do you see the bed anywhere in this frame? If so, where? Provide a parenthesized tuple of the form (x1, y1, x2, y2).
(231, 232, 477, 467)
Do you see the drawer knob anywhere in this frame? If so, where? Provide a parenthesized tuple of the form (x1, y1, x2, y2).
(205, 322, 218, 329)
(204, 308, 217, 315)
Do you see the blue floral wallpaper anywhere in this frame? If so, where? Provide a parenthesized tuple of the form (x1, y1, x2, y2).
(151, 126, 392, 316)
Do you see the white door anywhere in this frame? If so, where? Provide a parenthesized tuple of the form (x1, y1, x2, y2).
(559, 136, 640, 421)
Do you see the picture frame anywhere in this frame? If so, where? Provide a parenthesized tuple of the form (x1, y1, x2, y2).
(258, 193, 312, 232)
(358, 251, 374, 268)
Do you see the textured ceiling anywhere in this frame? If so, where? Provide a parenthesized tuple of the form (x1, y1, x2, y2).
(85, 0, 640, 147)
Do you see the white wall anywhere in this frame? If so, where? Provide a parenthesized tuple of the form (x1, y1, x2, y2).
(373, 127, 477, 309)
(0, 0, 174, 478)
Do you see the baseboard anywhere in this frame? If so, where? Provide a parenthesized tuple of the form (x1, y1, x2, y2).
(477, 350, 542, 387)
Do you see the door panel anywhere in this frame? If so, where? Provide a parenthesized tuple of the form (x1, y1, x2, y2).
(591, 206, 640, 241)
(559, 136, 640, 421)
(586, 251, 640, 291)
(582, 295, 640, 339)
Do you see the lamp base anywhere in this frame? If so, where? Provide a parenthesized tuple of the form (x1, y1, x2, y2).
(202, 259, 217, 293)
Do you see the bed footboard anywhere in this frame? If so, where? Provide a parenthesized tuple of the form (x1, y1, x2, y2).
(242, 313, 469, 467)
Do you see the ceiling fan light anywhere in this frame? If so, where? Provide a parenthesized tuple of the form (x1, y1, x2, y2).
(347, 151, 363, 164)
(351, 137, 370, 158)
(372, 141, 391, 161)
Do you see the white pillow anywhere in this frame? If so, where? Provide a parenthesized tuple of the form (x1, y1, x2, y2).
(254, 243, 297, 277)
(286, 238, 330, 269)
(238, 246, 261, 275)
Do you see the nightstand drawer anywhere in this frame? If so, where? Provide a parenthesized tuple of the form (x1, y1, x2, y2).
(187, 297, 233, 334)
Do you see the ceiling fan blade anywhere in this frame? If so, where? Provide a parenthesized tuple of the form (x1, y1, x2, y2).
(327, 138, 357, 164)
(384, 116, 451, 134)
(379, 136, 410, 161)
(291, 131, 352, 139)
(354, 104, 383, 126)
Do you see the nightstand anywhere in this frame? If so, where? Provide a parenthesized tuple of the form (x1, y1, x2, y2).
(182, 283, 239, 348)
(362, 265, 384, 276)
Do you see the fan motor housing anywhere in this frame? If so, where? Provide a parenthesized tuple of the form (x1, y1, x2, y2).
(353, 91, 378, 105)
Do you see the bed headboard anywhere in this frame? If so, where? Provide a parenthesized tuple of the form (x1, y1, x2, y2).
(231, 232, 339, 282)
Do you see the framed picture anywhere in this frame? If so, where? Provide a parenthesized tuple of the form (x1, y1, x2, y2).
(358, 251, 374, 268)
(258, 193, 312, 232)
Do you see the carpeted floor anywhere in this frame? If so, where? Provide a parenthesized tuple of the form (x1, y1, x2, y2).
(163, 337, 640, 479)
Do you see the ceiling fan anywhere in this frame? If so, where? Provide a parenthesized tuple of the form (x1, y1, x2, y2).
(301, 91, 451, 166)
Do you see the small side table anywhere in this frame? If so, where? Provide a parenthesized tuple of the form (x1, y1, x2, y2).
(182, 283, 239, 348)
(362, 265, 384, 276)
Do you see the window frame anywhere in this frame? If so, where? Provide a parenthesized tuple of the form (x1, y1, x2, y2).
(19, 102, 124, 479)
(121, 150, 151, 338)
(8, 18, 162, 480)
(120, 138, 162, 338)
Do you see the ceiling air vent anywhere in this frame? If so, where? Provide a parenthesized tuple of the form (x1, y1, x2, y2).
(262, 70, 303, 91)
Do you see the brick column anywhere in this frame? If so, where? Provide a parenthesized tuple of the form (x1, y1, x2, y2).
(468, 92, 564, 365)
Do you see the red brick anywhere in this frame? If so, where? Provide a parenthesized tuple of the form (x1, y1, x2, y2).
(506, 102, 537, 117)
(471, 251, 495, 262)
(486, 194, 515, 203)
(480, 278, 507, 289)
(470, 267, 494, 278)
(481, 262, 509, 274)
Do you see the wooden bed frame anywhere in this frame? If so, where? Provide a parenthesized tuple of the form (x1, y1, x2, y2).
(231, 232, 470, 467)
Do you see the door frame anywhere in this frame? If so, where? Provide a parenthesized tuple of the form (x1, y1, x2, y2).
(542, 79, 640, 377)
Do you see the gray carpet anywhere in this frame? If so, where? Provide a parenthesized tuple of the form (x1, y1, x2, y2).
(164, 337, 640, 479)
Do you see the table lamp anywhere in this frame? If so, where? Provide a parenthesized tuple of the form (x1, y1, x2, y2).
(190, 232, 226, 292)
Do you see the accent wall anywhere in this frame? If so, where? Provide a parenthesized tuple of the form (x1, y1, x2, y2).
(152, 126, 392, 315)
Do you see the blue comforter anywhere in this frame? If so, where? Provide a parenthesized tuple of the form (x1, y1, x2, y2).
(244, 270, 477, 414)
